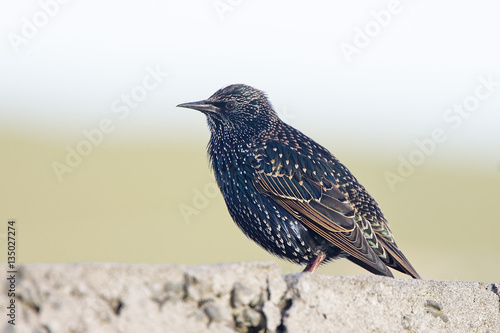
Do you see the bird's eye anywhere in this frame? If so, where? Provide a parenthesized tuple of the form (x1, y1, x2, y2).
(226, 102, 236, 110)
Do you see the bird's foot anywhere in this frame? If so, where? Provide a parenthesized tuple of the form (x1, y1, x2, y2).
(302, 252, 327, 273)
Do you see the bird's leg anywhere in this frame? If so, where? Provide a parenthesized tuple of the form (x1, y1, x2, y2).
(302, 252, 327, 273)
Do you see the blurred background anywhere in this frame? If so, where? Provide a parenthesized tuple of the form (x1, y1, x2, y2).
(1, 0, 499, 282)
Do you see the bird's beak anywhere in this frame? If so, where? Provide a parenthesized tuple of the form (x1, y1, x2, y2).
(176, 100, 219, 114)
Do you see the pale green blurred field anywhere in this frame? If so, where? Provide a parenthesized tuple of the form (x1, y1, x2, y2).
(1, 134, 499, 283)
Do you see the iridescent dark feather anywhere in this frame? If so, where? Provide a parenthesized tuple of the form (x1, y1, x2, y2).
(177, 84, 420, 279)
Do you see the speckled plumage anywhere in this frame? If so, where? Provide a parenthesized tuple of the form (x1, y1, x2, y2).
(177, 84, 420, 278)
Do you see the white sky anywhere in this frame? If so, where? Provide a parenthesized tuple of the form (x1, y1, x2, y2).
(1, 0, 499, 166)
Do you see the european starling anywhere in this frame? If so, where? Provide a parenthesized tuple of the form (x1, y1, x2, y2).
(177, 84, 420, 278)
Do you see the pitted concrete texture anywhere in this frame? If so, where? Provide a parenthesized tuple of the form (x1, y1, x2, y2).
(1, 262, 498, 333)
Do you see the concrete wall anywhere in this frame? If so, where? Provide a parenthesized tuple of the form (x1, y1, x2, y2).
(1, 262, 499, 332)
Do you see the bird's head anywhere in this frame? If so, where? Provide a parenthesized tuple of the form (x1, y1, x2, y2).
(177, 84, 279, 139)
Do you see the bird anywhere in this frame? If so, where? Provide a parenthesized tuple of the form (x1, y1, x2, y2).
(177, 84, 420, 279)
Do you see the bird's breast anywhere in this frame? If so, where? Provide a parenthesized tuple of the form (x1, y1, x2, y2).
(208, 142, 324, 262)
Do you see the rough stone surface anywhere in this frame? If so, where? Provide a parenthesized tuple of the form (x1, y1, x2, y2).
(1, 262, 498, 333)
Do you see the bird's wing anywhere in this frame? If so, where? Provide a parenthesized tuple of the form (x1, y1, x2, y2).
(251, 140, 393, 276)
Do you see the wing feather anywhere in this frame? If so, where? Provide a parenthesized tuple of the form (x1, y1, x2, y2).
(254, 157, 393, 276)
(252, 139, 418, 278)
